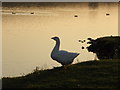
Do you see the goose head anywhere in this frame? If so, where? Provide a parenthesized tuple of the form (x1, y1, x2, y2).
(51, 36, 60, 41)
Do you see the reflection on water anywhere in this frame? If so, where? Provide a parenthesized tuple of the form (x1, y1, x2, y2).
(88, 2, 99, 9)
(2, 2, 118, 77)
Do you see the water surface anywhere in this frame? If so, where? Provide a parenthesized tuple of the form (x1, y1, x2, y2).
(2, 2, 118, 77)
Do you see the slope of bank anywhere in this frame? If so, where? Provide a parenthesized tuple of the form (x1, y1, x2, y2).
(2, 59, 120, 88)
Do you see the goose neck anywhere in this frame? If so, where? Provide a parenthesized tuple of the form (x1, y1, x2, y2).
(54, 39, 60, 51)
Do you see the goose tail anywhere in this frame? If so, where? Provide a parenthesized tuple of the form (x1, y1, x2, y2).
(74, 53, 80, 58)
(77, 53, 80, 56)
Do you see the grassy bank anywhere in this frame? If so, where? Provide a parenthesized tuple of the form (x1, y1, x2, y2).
(2, 59, 120, 88)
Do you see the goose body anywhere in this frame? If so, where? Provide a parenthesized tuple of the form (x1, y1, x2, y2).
(51, 36, 79, 66)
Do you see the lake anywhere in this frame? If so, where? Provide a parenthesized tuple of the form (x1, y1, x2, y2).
(2, 2, 118, 77)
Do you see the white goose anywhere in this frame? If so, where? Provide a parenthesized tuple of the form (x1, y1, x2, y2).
(51, 36, 80, 66)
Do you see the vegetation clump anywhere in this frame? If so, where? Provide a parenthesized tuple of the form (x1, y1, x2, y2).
(87, 36, 120, 59)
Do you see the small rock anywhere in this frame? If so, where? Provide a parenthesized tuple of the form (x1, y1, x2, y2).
(31, 12, 34, 14)
(12, 12, 16, 14)
(74, 15, 78, 17)
(106, 14, 110, 16)
(82, 46, 84, 49)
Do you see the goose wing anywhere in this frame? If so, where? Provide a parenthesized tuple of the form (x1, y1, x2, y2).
(55, 50, 79, 64)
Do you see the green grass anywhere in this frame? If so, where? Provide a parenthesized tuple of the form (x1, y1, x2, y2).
(2, 59, 120, 88)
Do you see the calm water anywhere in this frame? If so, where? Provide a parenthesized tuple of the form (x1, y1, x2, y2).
(2, 2, 118, 77)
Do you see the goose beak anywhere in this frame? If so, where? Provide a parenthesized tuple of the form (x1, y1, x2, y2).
(51, 37, 54, 39)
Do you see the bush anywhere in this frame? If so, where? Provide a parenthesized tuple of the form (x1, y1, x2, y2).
(87, 36, 120, 59)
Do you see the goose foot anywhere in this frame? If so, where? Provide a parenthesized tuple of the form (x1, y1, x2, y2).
(62, 64, 71, 69)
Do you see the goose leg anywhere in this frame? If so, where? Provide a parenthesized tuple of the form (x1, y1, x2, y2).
(63, 64, 71, 69)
